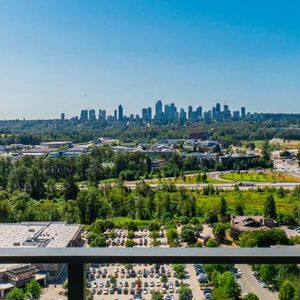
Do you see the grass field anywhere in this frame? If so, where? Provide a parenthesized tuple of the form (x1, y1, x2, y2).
(145, 174, 226, 185)
(221, 171, 300, 183)
(194, 188, 298, 217)
(242, 139, 300, 150)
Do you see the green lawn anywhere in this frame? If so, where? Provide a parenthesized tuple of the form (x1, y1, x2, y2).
(194, 189, 299, 217)
(221, 171, 300, 183)
(146, 174, 225, 185)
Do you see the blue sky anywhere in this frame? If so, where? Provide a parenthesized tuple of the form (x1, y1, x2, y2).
(0, 0, 300, 119)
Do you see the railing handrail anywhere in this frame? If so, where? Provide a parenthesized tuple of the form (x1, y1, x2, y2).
(0, 247, 299, 264)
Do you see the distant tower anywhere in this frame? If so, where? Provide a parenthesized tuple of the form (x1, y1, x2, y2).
(118, 105, 123, 121)
(155, 100, 163, 121)
(241, 107, 246, 119)
(188, 105, 193, 120)
(216, 103, 221, 114)
(89, 109, 96, 121)
(80, 110, 88, 122)
(61, 113, 65, 121)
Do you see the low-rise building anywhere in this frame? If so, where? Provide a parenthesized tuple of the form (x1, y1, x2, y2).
(0, 222, 83, 298)
(231, 215, 277, 238)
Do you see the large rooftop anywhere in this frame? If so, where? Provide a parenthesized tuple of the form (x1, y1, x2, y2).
(0, 222, 81, 248)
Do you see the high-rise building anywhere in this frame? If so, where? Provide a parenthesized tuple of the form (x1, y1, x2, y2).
(241, 107, 246, 119)
(118, 105, 123, 121)
(146, 107, 152, 121)
(89, 109, 96, 121)
(142, 108, 147, 121)
(179, 108, 187, 124)
(232, 110, 240, 120)
(61, 113, 65, 121)
(80, 110, 88, 122)
(155, 100, 163, 121)
(196, 106, 202, 119)
(216, 103, 221, 113)
(188, 105, 193, 120)
(223, 105, 231, 119)
(212, 107, 217, 119)
(169, 103, 177, 122)
(98, 109, 106, 121)
(114, 109, 117, 121)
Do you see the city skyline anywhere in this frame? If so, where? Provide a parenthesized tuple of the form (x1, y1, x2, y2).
(1, 1, 300, 119)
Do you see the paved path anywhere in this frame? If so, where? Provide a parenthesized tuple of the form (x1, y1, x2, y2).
(237, 264, 278, 300)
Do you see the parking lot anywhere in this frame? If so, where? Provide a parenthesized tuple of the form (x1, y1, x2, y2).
(87, 262, 205, 300)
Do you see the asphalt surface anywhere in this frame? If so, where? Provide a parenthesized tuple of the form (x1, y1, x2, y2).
(237, 264, 278, 300)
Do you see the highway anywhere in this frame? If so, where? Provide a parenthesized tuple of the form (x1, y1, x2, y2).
(122, 182, 300, 190)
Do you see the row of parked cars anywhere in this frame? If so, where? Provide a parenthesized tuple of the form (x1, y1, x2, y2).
(193, 264, 211, 300)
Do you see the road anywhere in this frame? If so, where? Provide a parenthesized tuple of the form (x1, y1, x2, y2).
(237, 264, 278, 300)
(121, 182, 300, 190)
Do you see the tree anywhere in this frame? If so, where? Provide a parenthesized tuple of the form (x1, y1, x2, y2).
(217, 271, 240, 299)
(219, 196, 228, 218)
(235, 201, 244, 215)
(151, 291, 163, 300)
(161, 273, 168, 283)
(26, 279, 42, 299)
(173, 264, 186, 280)
(179, 284, 193, 300)
(5, 288, 25, 300)
(63, 175, 79, 200)
(206, 238, 218, 247)
(166, 228, 179, 242)
(259, 264, 277, 283)
(244, 293, 259, 300)
(181, 226, 197, 244)
(213, 223, 226, 241)
(211, 288, 232, 300)
(125, 239, 137, 247)
(279, 280, 295, 300)
(264, 194, 277, 219)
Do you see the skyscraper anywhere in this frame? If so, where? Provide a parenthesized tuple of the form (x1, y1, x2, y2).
(118, 105, 123, 121)
(188, 105, 193, 120)
(80, 110, 88, 122)
(89, 109, 96, 121)
(241, 107, 246, 119)
(155, 100, 163, 121)
(60, 113, 65, 121)
(196, 106, 202, 119)
(146, 107, 152, 121)
(216, 103, 221, 114)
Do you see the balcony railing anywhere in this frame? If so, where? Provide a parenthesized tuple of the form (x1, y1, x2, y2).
(0, 247, 299, 300)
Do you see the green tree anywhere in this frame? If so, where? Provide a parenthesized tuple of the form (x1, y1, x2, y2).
(264, 194, 277, 219)
(5, 288, 25, 300)
(217, 271, 240, 299)
(279, 280, 295, 300)
(26, 279, 42, 299)
(259, 264, 276, 283)
(125, 239, 137, 247)
(166, 228, 179, 242)
(151, 291, 163, 300)
(213, 223, 226, 241)
(179, 284, 193, 300)
(219, 196, 228, 218)
(161, 273, 168, 283)
(63, 175, 79, 200)
(243, 293, 259, 300)
(206, 238, 218, 247)
(211, 288, 232, 300)
(181, 226, 197, 244)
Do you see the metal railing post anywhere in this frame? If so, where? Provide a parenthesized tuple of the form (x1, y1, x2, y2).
(68, 263, 85, 300)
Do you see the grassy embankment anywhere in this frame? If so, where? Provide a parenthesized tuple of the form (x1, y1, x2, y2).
(221, 171, 300, 183)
